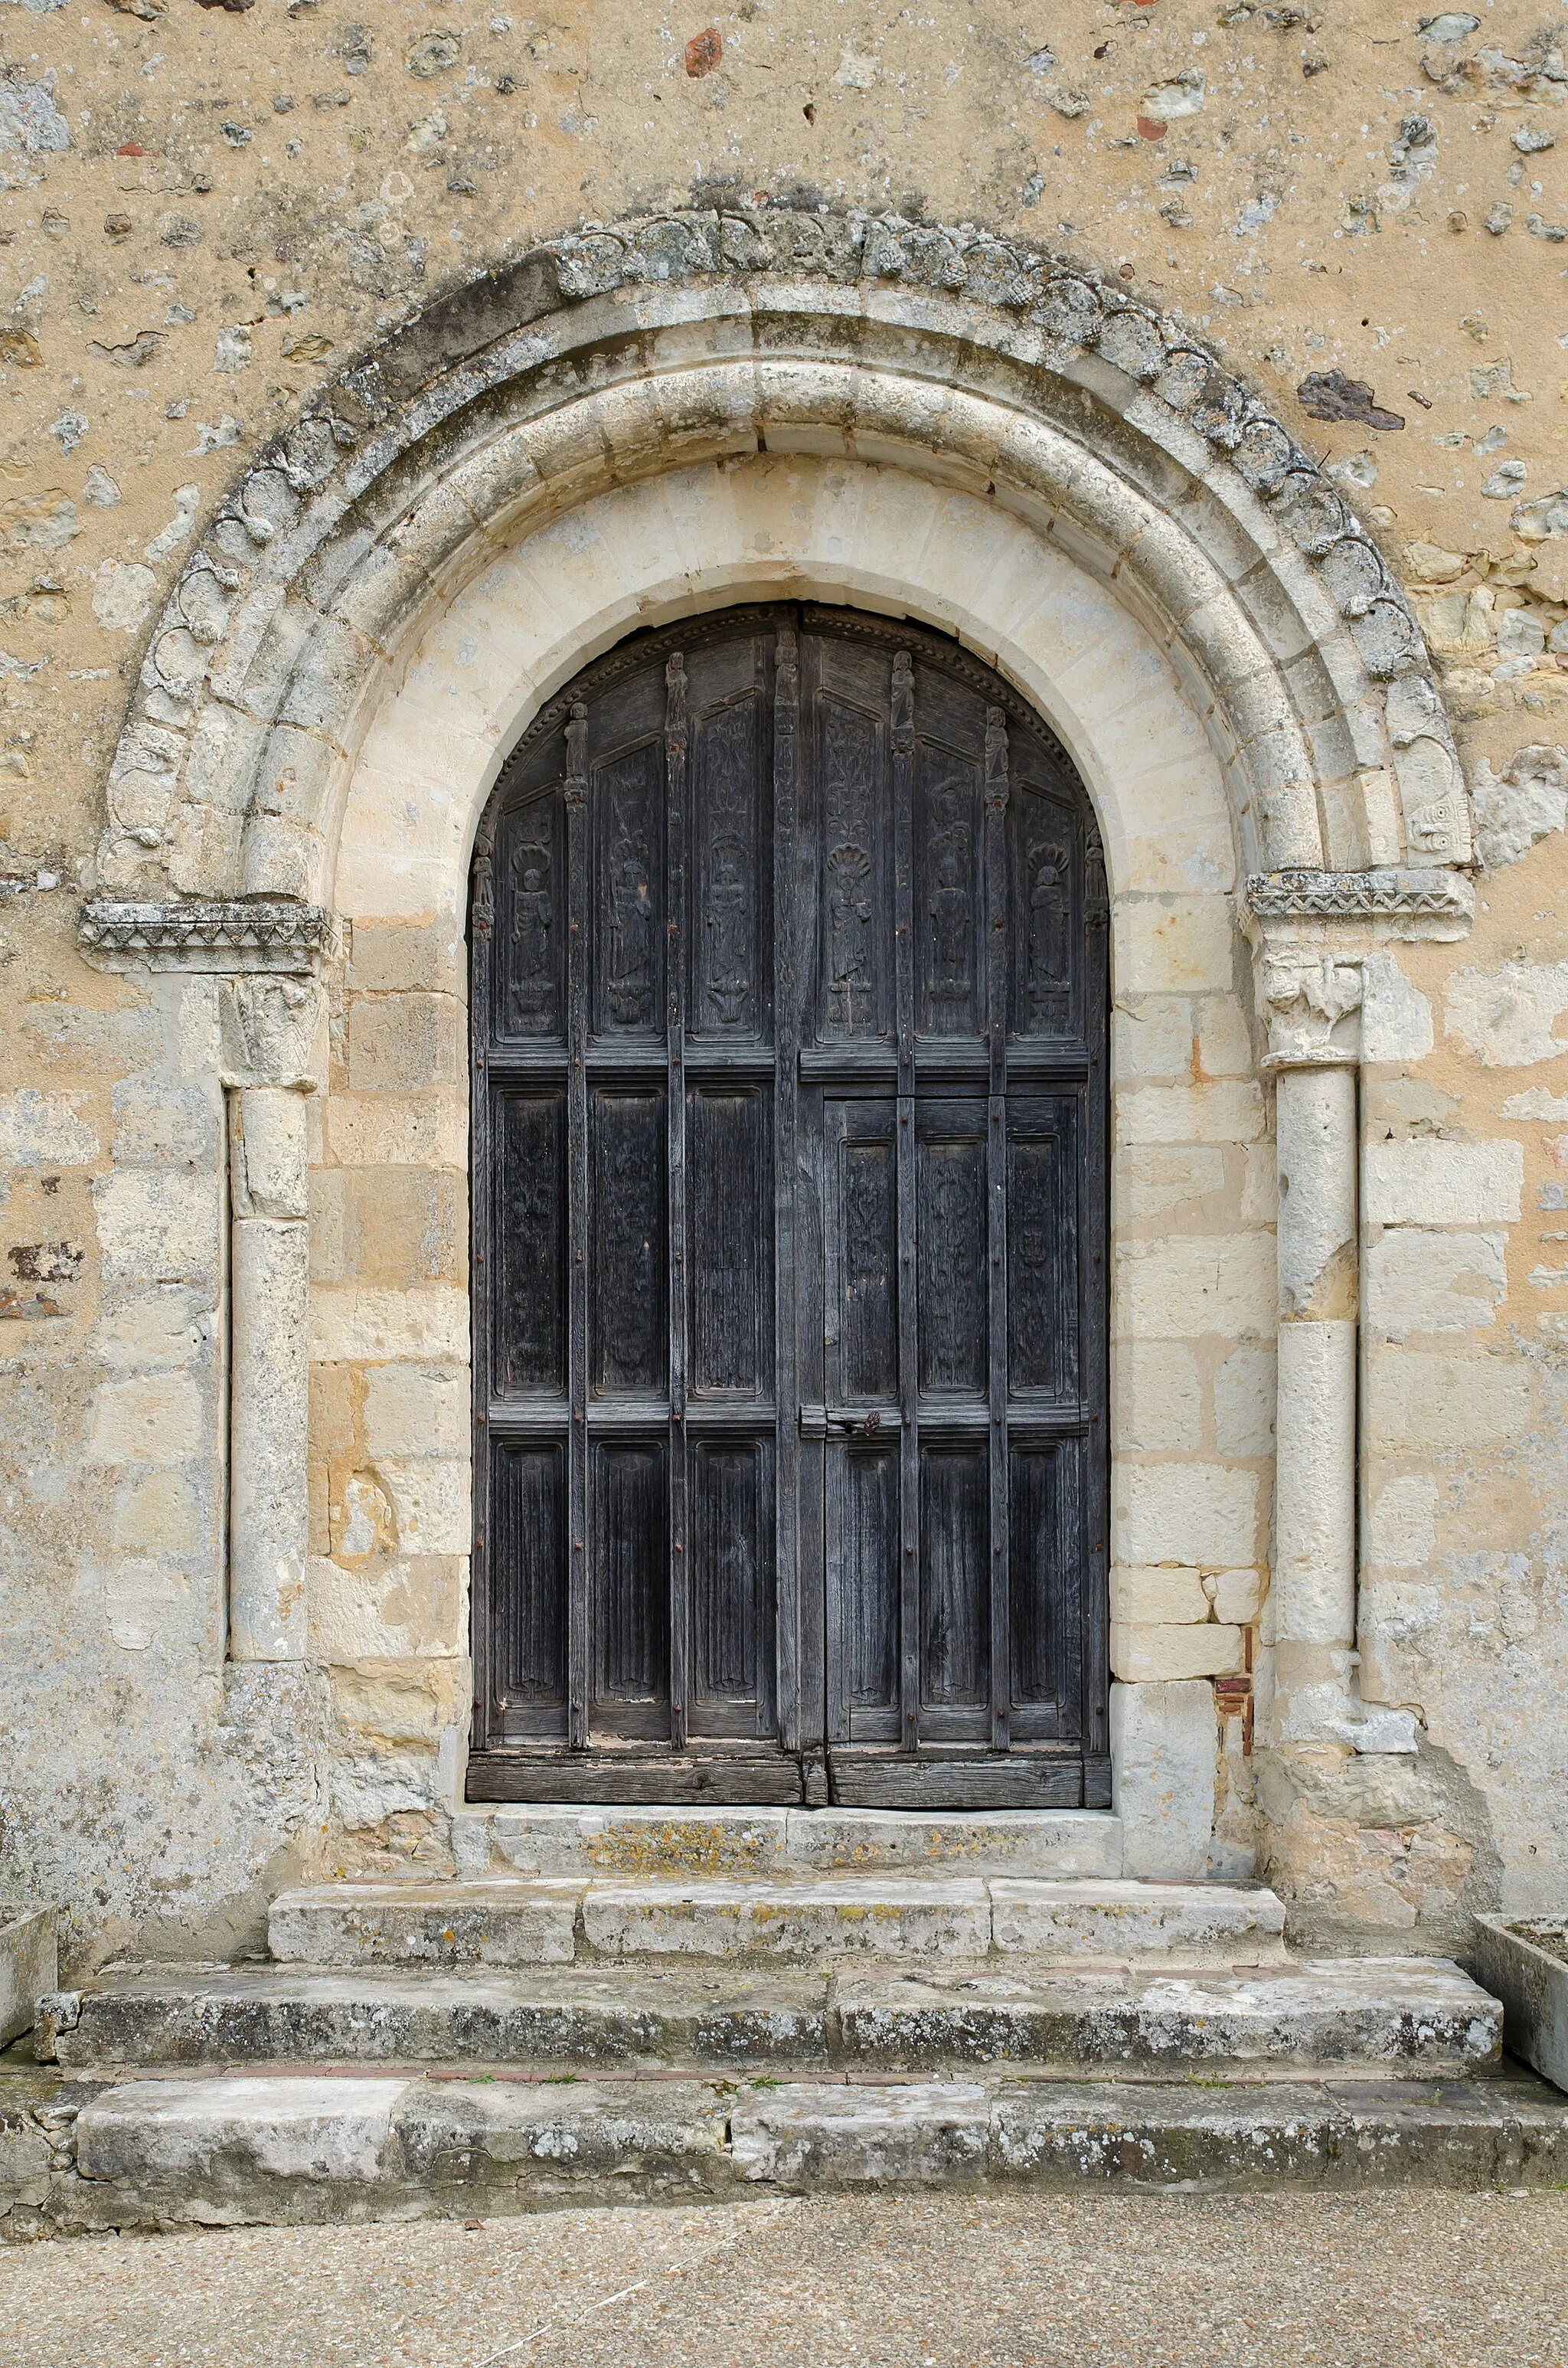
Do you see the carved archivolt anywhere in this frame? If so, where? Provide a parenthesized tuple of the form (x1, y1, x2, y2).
(83, 202, 1470, 925)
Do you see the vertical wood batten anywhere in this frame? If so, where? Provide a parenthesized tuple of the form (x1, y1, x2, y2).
(665, 652, 691, 1748)
(891, 648, 920, 1754)
(773, 620, 805, 1761)
(1082, 823, 1112, 1787)
(469, 836, 495, 1747)
(564, 700, 590, 1752)
(984, 705, 1011, 1755)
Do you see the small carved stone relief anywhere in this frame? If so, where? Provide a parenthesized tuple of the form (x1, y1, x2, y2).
(1261, 952, 1364, 1066)
(219, 973, 326, 1091)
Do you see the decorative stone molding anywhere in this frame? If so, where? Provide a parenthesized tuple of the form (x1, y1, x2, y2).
(1243, 868, 1474, 926)
(87, 199, 1470, 904)
(78, 898, 339, 973)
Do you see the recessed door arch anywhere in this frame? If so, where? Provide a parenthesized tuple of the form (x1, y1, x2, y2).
(467, 604, 1109, 1807)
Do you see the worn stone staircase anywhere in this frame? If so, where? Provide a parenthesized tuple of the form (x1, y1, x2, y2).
(5, 1808, 1565, 2234)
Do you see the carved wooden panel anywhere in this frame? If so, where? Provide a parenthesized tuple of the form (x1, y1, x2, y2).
(689, 1087, 772, 1398)
(914, 743, 982, 1038)
(692, 696, 766, 1036)
(835, 1447, 900, 1720)
(492, 1091, 565, 1395)
(817, 694, 887, 1041)
(920, 1447, 990, 1709)
(590, 1088, 667, 1396)
(590, 1440, 669, 1713)
(1011, 780, 1080, 1039)
(592, 742, 663, 1037)
(496, 793, 564, 1040)
(493, 1444, 566, 1725)
(916, 1104, 988, 1397)
(1010, 1440, 1080, 1719)
(1008, 1098, 1080, 1402)
(691, 1437, 774, 1728)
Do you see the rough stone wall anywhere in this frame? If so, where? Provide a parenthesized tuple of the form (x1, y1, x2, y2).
(1, 0, 1567, 1967)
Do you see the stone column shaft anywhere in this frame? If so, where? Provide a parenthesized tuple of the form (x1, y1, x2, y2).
(227, 1082, 311, 1663)
(1272, 1060, 1358, 1742)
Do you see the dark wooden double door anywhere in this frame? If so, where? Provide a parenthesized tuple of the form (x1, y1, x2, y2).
(469, 607, 1109, 1807)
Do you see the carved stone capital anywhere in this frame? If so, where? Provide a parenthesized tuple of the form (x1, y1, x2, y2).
(78, 898, 340, 974)
(219, 975, 327, 1093)
(1259, 950, 1364, 1070)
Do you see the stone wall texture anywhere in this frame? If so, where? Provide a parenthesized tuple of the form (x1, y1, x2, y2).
(2, 0, 1567, 1969)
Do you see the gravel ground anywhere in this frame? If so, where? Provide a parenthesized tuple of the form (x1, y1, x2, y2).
(2, 2190, 1566, 2368)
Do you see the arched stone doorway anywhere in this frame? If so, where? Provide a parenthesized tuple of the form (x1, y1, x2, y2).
(468, 606, 1109, 1807)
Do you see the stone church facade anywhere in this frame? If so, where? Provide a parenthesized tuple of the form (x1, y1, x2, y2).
(2, 2, 1567, 2002)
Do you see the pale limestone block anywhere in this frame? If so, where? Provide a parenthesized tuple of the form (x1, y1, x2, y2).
(322, 1092, 468, 1172)
(110, 1082, 221, 1171)
(1372, 1346, 1533, 1453)
(1367, 1472, 1439, 1568)
(1116, 1081, 1266, 1146)
(1116, 1233, 1275, 1340)
(90, 1287, 208, 1371)
(0, 1087, 98, 1169)
(363, 1366, 469, 1460)
(230, 1216, 309, 1661)
(231, 1089, 309, 1222)
(330, 1660, 467, 1748)
(88, 1374, 203, 1464)
(1114, 1145, 1227, 1219)
(74, 2078, 409, 2187)
(309, 1554, 465, 1663)
(1113, 1340, 1203, 1451)
(345, 918, 462, 996)
(1363, 1139, 1524, 1227)
(98, 1559, 191, 1653)
(1444, 960, 1568, 1069)
(1208, 1568, 1263, 1623)
(1241, 1143, 1276, 1223)
(0, 1909, 57, 2049)
(1113, 1461, 1259, 1567)
(309, 1287, 469, 1365)
(1195, 997, 1254, 1079)
(1114, 896, 1236, 995)
(1112, 1622, 1244, 1682)
(1214, 1347, 1276, 1457)
(1111, 1565, 1210, 1624)
(1112, 997, 1194, 1083)
(1109, 1678, 1217, 1880)
(1361, 953, 1434, 1065)
(346, 993, 463, 1094)
(93, 1170, 223, 1287)
(1365, 1229, 1506, 1339)
(375, 1457, 471, 1555)
(113, 1469, 203, 1556)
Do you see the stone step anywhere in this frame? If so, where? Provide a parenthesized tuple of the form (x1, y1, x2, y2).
(452, 1804, 1123, 1882)
(266, 1876, 1286, 1970)
(12, 2064, 1566, 2232)
(44, 1957, 1502, 2079)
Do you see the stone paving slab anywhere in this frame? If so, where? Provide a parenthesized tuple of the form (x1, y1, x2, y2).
(50, 1967, 832, 2072)
(268, 1880, 585, 1969)
(831, 1957, 1501, 2073)
(455, 1805, 1124, 1882)
(8, 2066, 1567, 2234)
(988, 1878, 1287, 1959)
(580, 1878, 993, 1962)
(0, 1912, 57, 2049)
